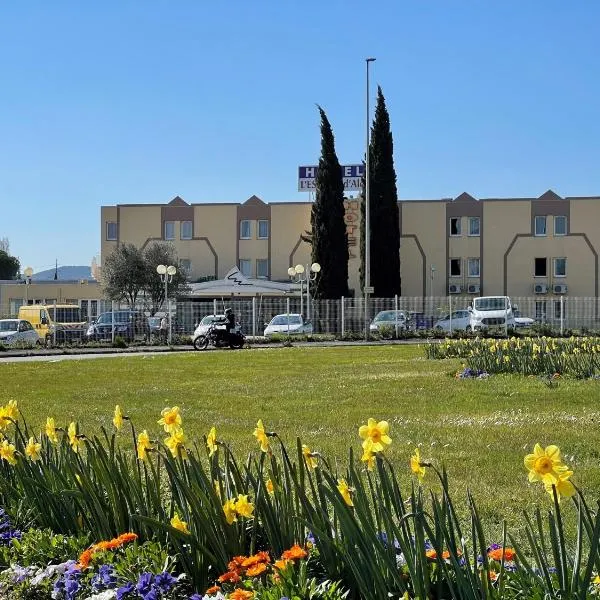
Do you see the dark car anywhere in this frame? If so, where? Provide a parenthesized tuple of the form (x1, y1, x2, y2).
(86, 310, 150, 342)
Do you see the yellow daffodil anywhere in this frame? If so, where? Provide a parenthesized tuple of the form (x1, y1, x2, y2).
(25, 437, 42, 462)
(45, 417, 58, 444)
(337, 478, 354, 507)
(68, 422, 83, 453)
(206, 426, 217, 457)
(234, 494, 255, 519)
(253, 419, 269, 452)
(170, 513, 190, 534)
(0, 440, 17, 465)
(358, 418, 392, 452)
(361, 441, 376, 471)
(214, 479, 221, 499)
(0, 400, 18, 429)
(137, 430, 152, 461)
(524, 444, 568, 484)
(223, 498, 237, 525)
(266, 478, 274, 495)
(165, 428, 187, 459)
(593, 574, 600, 585)
(302, 445, 318, 470)
(158, 406, 182, 433)
(544, 471, 576, 502)
(410, 448, 426, 481)
(113, 405, 124, 430)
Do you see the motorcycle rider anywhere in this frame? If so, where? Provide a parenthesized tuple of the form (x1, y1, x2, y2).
(216, 308, 235, 342)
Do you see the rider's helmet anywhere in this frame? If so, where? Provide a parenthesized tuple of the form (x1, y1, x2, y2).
(225, 308, 232, 315)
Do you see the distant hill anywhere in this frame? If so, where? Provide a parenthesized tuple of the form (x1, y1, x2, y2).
(32, 266, 93, 281)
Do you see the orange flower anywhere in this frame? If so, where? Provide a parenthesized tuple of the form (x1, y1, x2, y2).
(425, 549, 437, 559)
(488, 547, 516, 562)
(205, 585, 221, 595)
(77, 549, 93, 569)
(246, 562, 267, 577)
(241, 551, 270, 568)
(117, 532, 138, 544)
(229, 590, 254, 600)
(274, 559, 289, 571)
(218, 570, 241, 584)
(281, 544, 308, 560)
(76, 532, 138, 569)
(228, 556, 247, 573)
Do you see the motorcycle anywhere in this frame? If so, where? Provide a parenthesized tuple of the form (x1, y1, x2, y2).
(193, 322, 245, 350)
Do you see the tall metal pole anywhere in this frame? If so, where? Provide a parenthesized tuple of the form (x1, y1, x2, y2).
(364, 57, 376, 340)
(306, 268, 311, 322)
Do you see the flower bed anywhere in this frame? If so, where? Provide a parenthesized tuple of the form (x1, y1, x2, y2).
(0, 401, 599, 598)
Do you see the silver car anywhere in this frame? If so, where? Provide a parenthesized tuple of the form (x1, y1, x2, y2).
(369, 310, 408, 333)
(0, 319, 40, 346)
(264, 314, 313, 338)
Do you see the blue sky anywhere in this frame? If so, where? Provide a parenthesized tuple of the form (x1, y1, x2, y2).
(2, 1, 599, 273)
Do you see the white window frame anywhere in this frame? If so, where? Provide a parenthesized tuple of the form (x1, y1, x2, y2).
(534, 257, 548, 278)
(257, 220, 269, 239)
(467, 258, 480, 278)
(554, 215, 567, 236)
(449, 258, 461, 277)
(240, 220, 251, 239)
(106, 222, 118, 241)
(534, 215, 547, 236)
(256, 258, 269, 278)
(164, 221, 175, 240)
(468, 217, 480, 237)
(449, 217, 461, 237)
(180, 221, 193, 240)
(239, 259, 252, 276)
(553, 257, 566, 278)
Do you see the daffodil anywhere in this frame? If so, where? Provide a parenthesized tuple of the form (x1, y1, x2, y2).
(337, 478, 354, 507)
(113, 405, 124, 430)
(45, 417, 58, 444)
(223, 499, 237, 525)
(358, 418, 392, 452)
(165, 428, 187, 459)
(361, 441, 376, 471)
(524, 444, 568, 484)
(170, 513, 190, 534)
(25, 437, 42, 461)
(253, 419, 269, 452)
(544, 471, 576, 502)
(266, 478, 274, 495)
(68, 422, 83, 453)
(137, 430, 152, 461)
(158, 406, 182, 433)
(302, 445, 318, 470)
(410, 448, 426, 481)
(0, 440, 16, 465)
(0, 400, 18, 429)
(206, 426, 217, 457)
(234, 494, 255, 519)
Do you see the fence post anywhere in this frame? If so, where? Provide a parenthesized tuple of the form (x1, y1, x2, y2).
(252, 297, 256, 337)
(286, 297, 290, 337)
(449, 295, 453, 334)
(341, 297, 345, 338)
(111, 300, 115, 344)
(560, 295, 564, 336)
(394, 294, 399, 338)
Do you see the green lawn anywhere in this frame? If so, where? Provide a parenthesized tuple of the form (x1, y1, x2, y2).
(2, 344, 599, 539)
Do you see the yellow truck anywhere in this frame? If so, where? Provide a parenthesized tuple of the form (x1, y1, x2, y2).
(18, 304, 87, 345)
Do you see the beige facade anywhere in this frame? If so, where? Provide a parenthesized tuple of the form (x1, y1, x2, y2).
(98, 189, 600, 300)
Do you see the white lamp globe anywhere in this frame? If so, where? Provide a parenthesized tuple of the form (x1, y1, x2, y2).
(156, 264, 167, 275)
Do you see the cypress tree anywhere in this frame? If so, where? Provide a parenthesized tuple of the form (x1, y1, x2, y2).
(360, 86, 400, 297)
(310, 106, 349, 299)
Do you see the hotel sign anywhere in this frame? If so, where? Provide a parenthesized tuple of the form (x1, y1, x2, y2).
(298, 164, 364, 192)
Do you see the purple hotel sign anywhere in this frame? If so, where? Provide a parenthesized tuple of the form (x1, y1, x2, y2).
(298, 164, 364, 192)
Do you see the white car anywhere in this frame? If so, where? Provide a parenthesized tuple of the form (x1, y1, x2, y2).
(369, 310, 409, 332)
(514, 310, 535, 328)
(469, 296, 516, 331)
(264, 314, 313, 338)
(0, 319, 40, 346)
(192, 314, 226, 342)
(433, 310, 471, 332)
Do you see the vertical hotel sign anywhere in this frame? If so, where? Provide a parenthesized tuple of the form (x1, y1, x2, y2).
(298, 165, 364, 192)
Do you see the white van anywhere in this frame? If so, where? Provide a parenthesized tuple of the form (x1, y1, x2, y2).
(468, 296, 515, 332)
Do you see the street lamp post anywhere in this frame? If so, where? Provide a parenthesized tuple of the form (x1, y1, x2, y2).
(288, 263, 321, 321)
(157, 264, 177, 344)
(364, 57, 376, 340)
(23, 267, 33, 305)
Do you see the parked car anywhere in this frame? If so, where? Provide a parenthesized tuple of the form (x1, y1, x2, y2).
(514, 309, 535, 328)
(0, 319, 40, 346)
(264, 314, 313, 338)
(192, 314, 227, 342)
(86, 310, 150, 342)
(433, 309, 471, 332)
(369, 310, 409, 333)
(468, 296, 516, 331)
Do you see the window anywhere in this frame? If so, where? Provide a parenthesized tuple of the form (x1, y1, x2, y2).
(256, 259, 269, 278)
(534, 257, 547, 277)
(534, 215, 547, 236)
(180, 259, 191, 274)
(554, 300, 566, 320)
(468, 217, 480, 236)
(181, 221, 192, 240)
(164, 221, 175, 240)
(450, 217, 461, 236)
(106, 222, 117, 241)
(240, 220, 251, 239)
(554, 215, 567, 236)
(467, 258, 480, 277)
(449, 258, 461, 277)
(257, 220, 269, 239)
(239, 259, 252, 276)
(535, 300, 547, 322)
(553, 257, 566, 277)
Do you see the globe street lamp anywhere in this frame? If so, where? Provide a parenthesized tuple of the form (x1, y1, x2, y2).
(157, 264, 177, 344)
(288, 262, 321, 321)
(23, 267, 33, 305)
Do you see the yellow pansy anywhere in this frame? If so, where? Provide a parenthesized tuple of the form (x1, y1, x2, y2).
(170, 513, 190, 534)
(410, 448, 426, 481)
(137, 430, 152, 461)
(337, 478, 354, 507)
(0, 440, 16, 465)
(165, 428, 187, 459)
(25, 437, 42, 462)
(206, 426, 217, 457)
(113, 405, 124, 430)
(223, 499, 237, 525)
(158, 406, 182, 433)
(68, 422, 83, 453)
(45, 417, 58, 444)
(234, 494, 255, 519)
(302, 445, 318, 470)
(358, 418, 392, 452)
(253, 419, 269, 453)
(524, 444, 568, 484)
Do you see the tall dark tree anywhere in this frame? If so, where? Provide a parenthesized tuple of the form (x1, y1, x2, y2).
(0, 250, 20, 280)
(310, 107, 349, 299)
(360, 86, 400, 297)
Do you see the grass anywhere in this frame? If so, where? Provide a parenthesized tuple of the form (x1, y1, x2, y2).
(1, 344, 599, 540)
